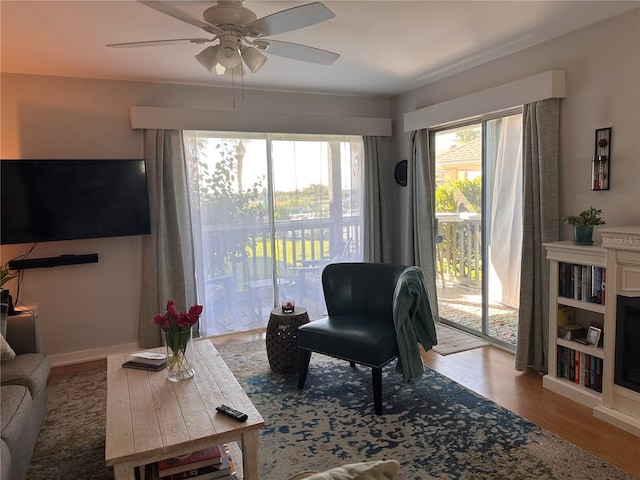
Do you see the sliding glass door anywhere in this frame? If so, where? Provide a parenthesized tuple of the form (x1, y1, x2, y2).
(433, 112, 522, 348)
(184, 132, 364, 336)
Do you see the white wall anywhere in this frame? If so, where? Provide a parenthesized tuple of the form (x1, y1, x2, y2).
(0, 74, 390, 363)
(390, 9, 640, 262)
(4, 8, 639, 363)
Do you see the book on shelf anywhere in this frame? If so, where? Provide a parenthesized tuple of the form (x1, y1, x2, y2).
(122, 360, 167, 371)
(558, 262, 606, 305)
(223, 444, 237, 480)
(158, 445, 222, 478)
(123, 351, 168, 371)
(557, 306, 576, 327)
(160, 463, 232, 480)
(556, 345, 603, 393)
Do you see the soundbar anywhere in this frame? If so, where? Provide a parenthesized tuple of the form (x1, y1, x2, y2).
(8, 254, 99, 270)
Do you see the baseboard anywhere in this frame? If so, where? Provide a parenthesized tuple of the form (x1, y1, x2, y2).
(47, 342, 140, 367)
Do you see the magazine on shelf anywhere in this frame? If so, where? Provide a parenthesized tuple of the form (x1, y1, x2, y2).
(158, 445, 223, 477)
(123, 351, 168, 371)
(129, 351, 168, 366)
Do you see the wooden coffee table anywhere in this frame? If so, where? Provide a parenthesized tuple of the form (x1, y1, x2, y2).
(105, 339, 264, 479)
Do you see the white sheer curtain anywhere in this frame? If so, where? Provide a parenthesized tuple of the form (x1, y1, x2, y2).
(488, 115, 523, 308)
(184, 131, 364, 337)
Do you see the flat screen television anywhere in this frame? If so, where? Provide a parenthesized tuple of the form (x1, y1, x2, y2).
(1, 159, 151, 245)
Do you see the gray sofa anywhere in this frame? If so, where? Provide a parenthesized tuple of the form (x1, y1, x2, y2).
(0, 306, 50, 480)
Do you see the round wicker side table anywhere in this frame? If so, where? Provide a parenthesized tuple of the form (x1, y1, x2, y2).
(266, 307, 310, 374)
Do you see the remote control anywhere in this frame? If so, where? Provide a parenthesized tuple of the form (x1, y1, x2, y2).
(216, 404, 248, 422)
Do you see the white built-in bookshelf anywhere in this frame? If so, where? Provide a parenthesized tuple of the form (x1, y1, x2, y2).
(543, 241, 607, 408)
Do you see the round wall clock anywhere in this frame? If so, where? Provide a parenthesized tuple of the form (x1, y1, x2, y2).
(394, 160, 408, 187)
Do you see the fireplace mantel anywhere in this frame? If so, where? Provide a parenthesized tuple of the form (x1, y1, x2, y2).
(594, 226, 640, 436)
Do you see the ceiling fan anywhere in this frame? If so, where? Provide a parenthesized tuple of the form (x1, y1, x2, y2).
(107, 1, 340, 77)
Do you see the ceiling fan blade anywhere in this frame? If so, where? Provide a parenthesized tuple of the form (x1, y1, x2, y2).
(245, 2, 335, 37)
(263, 39, 339, 65)
(138, 1, 223, 36)
(107, 38, 212, 48)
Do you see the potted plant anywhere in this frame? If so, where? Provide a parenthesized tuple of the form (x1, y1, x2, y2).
(563, 206, 605, 245)
(0, 268, 17, 290)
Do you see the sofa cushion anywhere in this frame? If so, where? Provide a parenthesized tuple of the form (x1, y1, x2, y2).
(0, 334, 15, 361)
(0, 385, 32, 449)
(1, 440, 11, 480)
(0, 353, 50, 398)
(289, 460, 400, 480)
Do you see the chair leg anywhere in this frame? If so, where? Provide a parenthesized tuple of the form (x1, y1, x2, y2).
(297, 349, 312, 390)
(372, 367, 383, 415)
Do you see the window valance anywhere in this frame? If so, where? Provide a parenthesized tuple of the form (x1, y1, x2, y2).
(404, 70, 566, 131)
(130, 106, 392, 136)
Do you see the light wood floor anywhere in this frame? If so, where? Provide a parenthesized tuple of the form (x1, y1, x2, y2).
(421, 346, 640, 478)
(53, 330, 640, 477)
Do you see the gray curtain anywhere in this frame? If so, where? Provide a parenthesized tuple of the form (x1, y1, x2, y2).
(139, 130, 198, 348)
(515, 99, 560, 372)
(363, 136, 391, 263)
(405, 130, 439, 320)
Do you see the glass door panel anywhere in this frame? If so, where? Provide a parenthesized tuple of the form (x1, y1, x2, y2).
(186, 132, 363, 336)
(434, 114, 522, 348)
(435, 124, 483, 335)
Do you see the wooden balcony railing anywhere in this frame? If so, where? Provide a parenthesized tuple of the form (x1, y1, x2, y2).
(437, 212, 482, 287)
(200, 217, 362, 286)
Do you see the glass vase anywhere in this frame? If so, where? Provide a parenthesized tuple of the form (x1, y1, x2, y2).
(163, 327, 195, 382)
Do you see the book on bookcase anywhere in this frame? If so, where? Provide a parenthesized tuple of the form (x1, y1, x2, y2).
(556, 345, 603, 393)
(558, 262, 606, 305)
(158, 445, 222, 478)
(557, 306, 576, 327)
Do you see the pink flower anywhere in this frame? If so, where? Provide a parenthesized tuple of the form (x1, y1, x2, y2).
(154, 300, 203, 329)
(166, 300, 179, 322)
(176, 313, 190, 328)
(188, 304, 203, 321)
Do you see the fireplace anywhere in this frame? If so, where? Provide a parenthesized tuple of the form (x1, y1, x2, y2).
(615, 295, 640, 393)
(593, 226, 640, 437)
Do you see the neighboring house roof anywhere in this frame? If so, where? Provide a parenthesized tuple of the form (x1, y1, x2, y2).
(437, 137, 481, 166)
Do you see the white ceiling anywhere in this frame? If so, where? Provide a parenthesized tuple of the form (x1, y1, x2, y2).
(2, 1, 639, 97)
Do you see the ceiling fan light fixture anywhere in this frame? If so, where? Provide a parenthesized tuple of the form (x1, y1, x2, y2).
(252, 40, 270, 51)
(217, 37, 241, 68)
(241, 46, 267, 73)
(195, 45, 218, 72)
(227, 63, 245, 78)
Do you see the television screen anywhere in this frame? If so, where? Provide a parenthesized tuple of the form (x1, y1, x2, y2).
(1, 159, 151, 245)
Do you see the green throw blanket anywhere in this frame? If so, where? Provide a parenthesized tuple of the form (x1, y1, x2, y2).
(392, 266, 438, 382)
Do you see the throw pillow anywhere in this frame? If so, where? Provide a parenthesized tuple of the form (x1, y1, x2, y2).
(0, 333, 15, 360)
(290, 460, 400, 480)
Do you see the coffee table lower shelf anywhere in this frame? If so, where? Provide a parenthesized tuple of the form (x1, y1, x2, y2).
(135, 442, 244, 479)
(105, 340, 263, 480)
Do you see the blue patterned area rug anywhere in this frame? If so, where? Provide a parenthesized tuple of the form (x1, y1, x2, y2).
(217, 340, 632, 480)
(27, 340, 632, 480)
